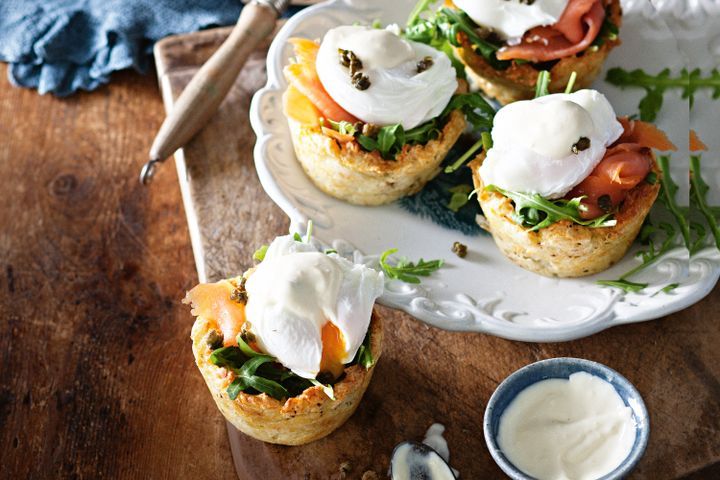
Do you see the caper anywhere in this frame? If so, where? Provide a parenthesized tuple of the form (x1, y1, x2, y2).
(451, 241, 468, 258)
(416, 56, 434, 73)
(352, 72, 371, 90)
(598, 194, 613, 213)
(571, 137, 591, 154)
(205, 330, 224, 350)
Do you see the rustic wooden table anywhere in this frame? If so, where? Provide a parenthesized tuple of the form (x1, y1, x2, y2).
(0, 46, 718, 479)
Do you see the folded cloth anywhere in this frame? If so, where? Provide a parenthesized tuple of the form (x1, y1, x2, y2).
(0, 1, 245, 96)
(398, 144, 486, 237)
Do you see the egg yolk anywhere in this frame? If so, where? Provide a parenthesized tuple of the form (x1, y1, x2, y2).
(320, 322, 346, 380)
(185, 280, 246, 347)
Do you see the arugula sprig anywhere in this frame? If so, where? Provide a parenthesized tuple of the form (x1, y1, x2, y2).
(596, 221, 677, 293)
(484, 185, 616, 231)
(211, 332, 340, 401)
(405, 5, 509, 71)
(597, 156, 686, 293)
(406, 1, 617, 71)
(253, 245, 268, 262)
(535, 70, 551, 97)
(326, 91, 494, 160)
(379, 248, 443, 284)
(690, 155, 720, 251)
(605, 68, 720, 121)
(350, 329, 374, 370)
(210, 344, 290, 400)
(657, 156, 690, 248)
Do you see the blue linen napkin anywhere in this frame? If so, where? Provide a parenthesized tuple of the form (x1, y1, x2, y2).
(398, 143, 486, 236)
(0, 0, 245, 96)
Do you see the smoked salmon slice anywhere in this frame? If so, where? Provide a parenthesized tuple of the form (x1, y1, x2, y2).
(690, 129, 707, 152)
(497, 0, 605, 62)
(284, 38, 359, 124)
(184, 280, 246, 347)
(617, 117, 677, 151)
(567, 119, 671, 219)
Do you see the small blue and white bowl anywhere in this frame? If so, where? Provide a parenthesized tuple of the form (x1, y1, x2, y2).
(483, 357, 650, 480)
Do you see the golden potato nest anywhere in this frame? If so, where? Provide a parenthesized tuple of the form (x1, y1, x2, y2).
(470, 152, 660, 278)
(191, 308, 383, 446)
(286, 110, 466, 206)
(453, 0, 622, 105)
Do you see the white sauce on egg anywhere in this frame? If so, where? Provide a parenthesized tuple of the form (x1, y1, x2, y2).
(244, 235, 384, 379)
(497, 372, 636, 480)
(479, 89, 624, 199)
(315, 25, 457, 129)
(336, 28, 414, 70)
(454, 0, 569, 43)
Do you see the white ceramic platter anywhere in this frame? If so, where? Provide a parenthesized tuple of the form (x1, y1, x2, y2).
(250, 0, 719, 341)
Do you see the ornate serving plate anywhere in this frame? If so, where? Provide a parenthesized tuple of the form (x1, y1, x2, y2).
(250, 0, 719, 341)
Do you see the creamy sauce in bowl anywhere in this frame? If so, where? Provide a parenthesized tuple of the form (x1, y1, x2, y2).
(497, 372, 636, 480)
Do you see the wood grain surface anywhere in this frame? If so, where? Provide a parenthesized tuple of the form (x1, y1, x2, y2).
(0, 24, 717, 480)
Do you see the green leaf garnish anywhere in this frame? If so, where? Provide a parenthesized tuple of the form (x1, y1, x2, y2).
(690, 155, 720, 251)
(447, 184, 474, 212)
(605, 68, 720, 121)
(226, 379, 245, 400)
(210, 347, 289, 400)
(378, 124, 404, 156)
(444, 137, 484, 173)
(658, 156, 690, 248)
(211, 340, 346, 401)
(441, 92, 496, 131)
(236, 334, 262, 358)
(406, 0, 437, 26)
(481, 131, 493, 151)
(596, 280, 648, 293)
(597, 158, 685, 292)
(590, 11, 619, 48)
(237, 355, 290, 399)
(305, 220, 313, 243)
(405, 5, 509, 71)
(353, 330, 374, 369)
(379, 248, 443, 284)
(535, 70, 551, 98)
(690, 221, 708, 256)
(329, 91, 494, 161)
(651, 283, 680, 297)
(485, 185, 616, 231)
(253, 245, 268, 262)
(328, 119, 359, 136)
(564, 71, 577, 94)
(210, 346, 248, 369)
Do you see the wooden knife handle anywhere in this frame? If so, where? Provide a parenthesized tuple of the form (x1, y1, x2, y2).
(148, 1, 279, 167)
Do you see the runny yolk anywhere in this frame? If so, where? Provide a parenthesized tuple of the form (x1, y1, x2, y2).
(185, 280, 246, 347)
(319, 322, 346, 380)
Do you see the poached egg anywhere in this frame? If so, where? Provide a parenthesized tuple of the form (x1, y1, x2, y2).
(454, 0, 569, 44)
(315, 25, 457, 129)
(479, 89, 624, 199)
(244, 235, 384, 379)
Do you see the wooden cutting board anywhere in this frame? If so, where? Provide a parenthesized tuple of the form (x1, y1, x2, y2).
(154, 24, 720, 480)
